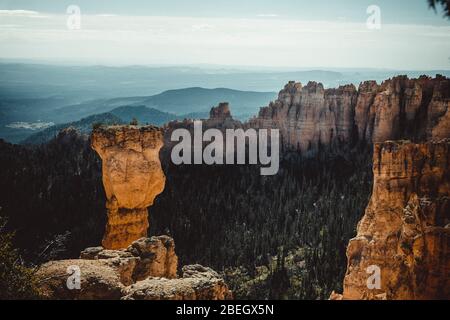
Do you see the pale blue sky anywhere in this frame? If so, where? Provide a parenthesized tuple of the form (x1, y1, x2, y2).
(0, 0, 448, 24)
(0, 0, 449, 69)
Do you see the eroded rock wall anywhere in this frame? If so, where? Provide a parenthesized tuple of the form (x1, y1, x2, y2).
(336, 139, 450, 300)
(249, 75, 450, 155)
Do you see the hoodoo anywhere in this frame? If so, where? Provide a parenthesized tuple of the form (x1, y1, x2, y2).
(91, 125, 166, 249)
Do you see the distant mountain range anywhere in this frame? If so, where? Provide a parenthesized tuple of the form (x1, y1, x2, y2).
(1, 87, 274, 143)
(51, 87, 276, 123)
(2, 63, 449, 100)
(21, 105, 209, 145)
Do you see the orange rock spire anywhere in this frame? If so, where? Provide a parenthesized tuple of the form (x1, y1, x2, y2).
(91, 125, 166, 249)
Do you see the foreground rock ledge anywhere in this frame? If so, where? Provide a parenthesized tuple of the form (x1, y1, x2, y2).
(91, 125, 166, 250)
(332, 139, 450, 300)
(37, 236, 232, 300)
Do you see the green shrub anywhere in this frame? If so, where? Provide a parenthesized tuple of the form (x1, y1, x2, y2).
(0, 216, 40, 300)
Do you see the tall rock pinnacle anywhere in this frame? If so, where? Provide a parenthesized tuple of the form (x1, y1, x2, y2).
(91, 125, 166, 249)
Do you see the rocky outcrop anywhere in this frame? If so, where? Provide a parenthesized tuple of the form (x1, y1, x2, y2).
(127, 236, 178, 281)
(37, 258, 131, 300)
(209, 102, 232, 121)
(37, 236, 174, 299)
(334, 139, 450, 300)
(249, 75, 450, 155)
(164, 102, 242, 134)
(161, 103, 243, 162)
(122, 265, 232, 300)
(91, 125, 165, 249)
(37, 237, 232, 300)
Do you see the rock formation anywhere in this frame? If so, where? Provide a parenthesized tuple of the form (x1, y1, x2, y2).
(91, 125, 165, 249)
(164, 102, 242, 135)
(248, 81, 357, 155)
(122, 265, 232, 300)
(333, 139, 450, 300)
(249, 75, 450, 155)
(161, 103, 243, 162)
(37, 236, 232, 300)
(209, 102, 232, 121)
(37, 125, 232, 300)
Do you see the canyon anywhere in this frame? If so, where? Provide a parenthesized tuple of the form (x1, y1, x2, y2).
(8, 74, 450, 300)
(159, 75, 450, 300)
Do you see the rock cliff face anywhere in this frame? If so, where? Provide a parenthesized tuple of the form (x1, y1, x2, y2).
(91, 126, 165, 249)
(249, 75, 450, 155)
(334, 139, 450, 300)
(248, 81, 357, 155)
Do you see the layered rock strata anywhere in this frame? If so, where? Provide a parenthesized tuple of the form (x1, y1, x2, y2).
(249, 75, 450, 155)
(333, 139, 450, 300)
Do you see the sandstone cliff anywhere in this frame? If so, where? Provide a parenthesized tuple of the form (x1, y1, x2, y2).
(91, 125, 165, 249)
(249, 75, 450, 155)
(333, 139, 450, 300)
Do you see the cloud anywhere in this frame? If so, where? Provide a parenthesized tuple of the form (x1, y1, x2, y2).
(192, 23, 214, 31)
(0, 10, 48, 18)
(256, 14, 279, 18)
(0, 14, 449, 69)
(95, 14, 118, 17)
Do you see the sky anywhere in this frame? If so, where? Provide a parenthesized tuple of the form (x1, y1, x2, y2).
(0, 0, 449, 69)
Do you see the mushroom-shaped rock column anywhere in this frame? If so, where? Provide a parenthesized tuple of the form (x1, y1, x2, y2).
(91, 126, 166, 249)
